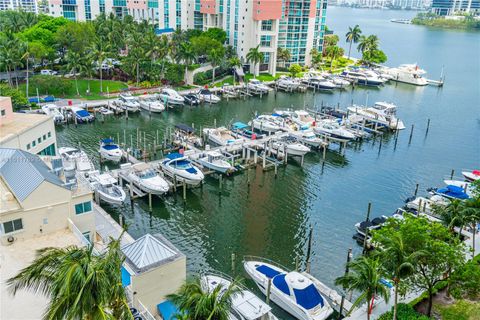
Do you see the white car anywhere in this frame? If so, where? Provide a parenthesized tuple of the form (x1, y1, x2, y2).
(40, 69, 58, 76)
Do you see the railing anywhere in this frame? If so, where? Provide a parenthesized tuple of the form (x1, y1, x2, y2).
(67, 219, 99, 254)
(124, 286, 156, 320)
(243, 255, 292, 272)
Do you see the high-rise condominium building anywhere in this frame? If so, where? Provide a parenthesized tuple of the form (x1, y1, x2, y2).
(431, 0, 479, 15)
(0, 0, 38, 12)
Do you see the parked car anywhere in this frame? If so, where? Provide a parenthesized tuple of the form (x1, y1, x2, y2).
(40, 69, 58, 76)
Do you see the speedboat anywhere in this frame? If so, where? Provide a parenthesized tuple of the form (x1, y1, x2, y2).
(347, 103, 405, 130)
(158, 88, 185, 105)
(323, 74, 351, 88)
(196, 151, 234, 174)
(117, 94, 140, 112)
(355, 216, 388, 236)
(269, 136, 311, 157)
(244, 257, 333, 320)
(302, 72, 336, 90)
(289, 129, 324, 148)
(291, 110, 316, 128)
(249, 115, 283, 133)
(276, 76, 300, 91)
(139, 96, 165, 113)
(99, 138, 122, 162)
(313, 119, 356, 141)
(98, 107, 114, 115)
(184, 93, 201, 106)
(201, 273, 278, 320)
(383, 64, 428, 86)
(231, 122, 263, 140)
(247, 79, 271, 94)
(160, 153, 204, 186)
(88, 171, 126, 205)
(341, 69, 384, 86)
(41, 104, 65, 123)
(71, 106, 94, 123)
(462, 170, 480, 182)
(197, 89, 221, 104)
(203, 127, 243, 146)
(58, 146, 95, 178)
(128, 162, 169, 195)
(429, 185, 470, 200)
(406, 195, 450, 218)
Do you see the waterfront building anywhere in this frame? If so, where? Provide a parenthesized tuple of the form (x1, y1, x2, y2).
(431, 0, 480, 15)
(0, 96, 57, 156)
(0, 0, 38, 12)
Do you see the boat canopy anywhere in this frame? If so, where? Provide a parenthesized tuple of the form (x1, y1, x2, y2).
(166, 153, 184, 160)
(101, 138, 115, 144)
(293, 283, 324, 309)
(273, 274, 290, 295)
(232, 122, 249, 130)
(256, 264, 281, 279)
(76, 109, 90, 117)
(175, 123, 195, 133)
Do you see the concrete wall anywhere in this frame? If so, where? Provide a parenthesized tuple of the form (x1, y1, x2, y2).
(0, 97, 13, 126)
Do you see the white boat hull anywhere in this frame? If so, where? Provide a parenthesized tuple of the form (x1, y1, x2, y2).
(100, 150, 122, 162)
(462, 171, 480, 182)
(97, 188, 126, 205)
(198, 159, 232, 174)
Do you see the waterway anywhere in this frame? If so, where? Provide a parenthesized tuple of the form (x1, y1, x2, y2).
(56, 7, 480, 319)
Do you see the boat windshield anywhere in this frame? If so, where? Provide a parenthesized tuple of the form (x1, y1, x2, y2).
(139, 170, 156, 179)
(173, 160, 192, 169)
(293, 283, 324, 310)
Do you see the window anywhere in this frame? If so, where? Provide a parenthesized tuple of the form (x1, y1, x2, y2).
(48, 131, 51, 138)
(37, 137, 41, 144)
(27, 143, 31, 150)
(43, 134, 47, 141)
(1, 109, 5, 116)
(32, 140, 36, 147)
(2, 219, 23, 234)
(75, 201, 92, 215)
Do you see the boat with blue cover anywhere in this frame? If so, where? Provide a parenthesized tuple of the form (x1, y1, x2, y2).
(71, 106, 94, 123)
(99, 138, 122, 162)
(244, 256, 333, 320)
(429, 184, 470, 200)
(231, 122, 264, 140)
(159, 153, 204, 186)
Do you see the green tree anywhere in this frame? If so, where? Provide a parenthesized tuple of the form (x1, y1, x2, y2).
(288, 64, 302, 78)
(246, 45, 264, 77)
(325, 45, 344, 71)
(335, 256, 390, 320)
(462, 197, 480, 256)
(203, 27, 227, 44)
(345, 25, 362, 59)
(277, 47, 291, 68)
(7, 238, 132, 320)
(167, 277, 240, 320)
(433, 199, 468, 234)
(55, 22, 95, 54)
(64, 51, 82, 95)
(88, 38, 110, 92)
(228, 57, 242, 84)
(178, 42, 196, 83)
(0, 83, 27, 108)
(207, 47, 224, 83)
(322, 34, 339, 55)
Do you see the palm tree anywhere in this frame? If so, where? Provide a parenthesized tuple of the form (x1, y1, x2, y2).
(228, 57, 242, 84)
(89, 38, 110, 93)
(335, 256, 390, 320)
(208, 48, 224, 84)
(125, 46, 145, 87)
(246, 45, 264, 78)
(65, 51, 83, 96)
(325, 46, 344, 71)
(167, 277, 240, 320)
(79, 55, 94, 95)
(178, 42, 196, 83)
(434, 199, 467, 236)
(345, 25, 362, 60)
(7, 238, 132, 320)
(277, 47, 291, 68)
(462, 197, 480, 256)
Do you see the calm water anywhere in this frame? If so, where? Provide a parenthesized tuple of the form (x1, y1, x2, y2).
(57, 7, 480, 318)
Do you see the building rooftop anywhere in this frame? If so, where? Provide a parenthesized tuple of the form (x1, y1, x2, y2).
(0, 112, 51, 144)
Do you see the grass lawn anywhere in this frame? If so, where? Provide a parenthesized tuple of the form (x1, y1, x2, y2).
(434, 300, 480, 320)
(21, 78, 128, 101)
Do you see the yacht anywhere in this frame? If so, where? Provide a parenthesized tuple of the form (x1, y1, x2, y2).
(201, 273, 278, 320)
(184, 93, 201, 106)
(158, 88, 185, 105)
(276, 76, 300, 91)
(71, 106, 95, 123)
(341, 69, 384, 86)
(268, 136, 311, 157)
(462, 170, 480, 182)
(128, 162, 169, 195)
(99, 138, 122, 162)
(58, 146, 95, 178)
(117, 94, 140, 112)
(247, 79, 271, 94)
(203, 127, 243, 146)
(384, 64, 428, 86)
(196, 151, 234, 174)
(289, 129, 324, 148)
(302, 72, 336, 90)
(323, 74, 351, 88)
(291, 110, 316, 128)
(160, 153, 204, 186)
(249, 115, 283, 133)
(197, 88, 221, 104)
(313, 119, 356, 141)
(41, 104, 65, 123)
(138, 96, 165, 113)
(347, 102, 405, 130)
(244, 257, 333, 320)
(88, 171, 126, 205)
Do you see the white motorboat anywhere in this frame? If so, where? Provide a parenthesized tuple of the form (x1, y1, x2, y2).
(41, 104, 65, 123)
(291, 110, 316, 128)
(249, 115, 283, 133)
(158, 88, 185, 105)
(276, 76, 300, 91)
(98, 107, 114, 115)
(341, 69, 385, 86)
(384, 64, 428, 86)
(71, 106, 95, 123)
(58, 146, 95, 178)
(269, 137, 311, 157)
(313, 119, 356, 141)
(160, 153, 204, 186)
(347, 102, 405, 130)
(289, 129, 325, 148)
(128, 162, 169, 195)
(196, 151, 234, 174)
(406, 195, 450, 219)
(117, 94, 140, 112)
(247, 79, 271, 93)
(88, 171, 126, 205)
(198, 89, 221, 103)
(443, 180, 474, 197)
(139, 96, 165, 113)
(99, 138, 122, 162)
(323, 74, 351, 88)
(201, 273, 278, 320)
(203, 127, 243, 146)
(302, 72, 336, 90)
(462, 170, 480, 182)
(244, 257, 333, 320)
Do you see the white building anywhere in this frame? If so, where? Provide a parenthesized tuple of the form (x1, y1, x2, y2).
(0, 0, 38, 12)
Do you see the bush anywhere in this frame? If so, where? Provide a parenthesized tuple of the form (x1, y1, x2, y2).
(0, 84, 28, 108)
(378, 303, 430, 320)
(164, 64, 184, 85)
(449, 257, 480, 299)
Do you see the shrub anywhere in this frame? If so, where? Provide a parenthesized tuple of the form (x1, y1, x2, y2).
(378, 303, 430, 320)
(0, 84, 28, 108)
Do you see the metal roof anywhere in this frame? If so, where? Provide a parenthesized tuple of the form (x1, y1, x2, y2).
(122, 233, 183, 274)
(0, 148, 66, 202)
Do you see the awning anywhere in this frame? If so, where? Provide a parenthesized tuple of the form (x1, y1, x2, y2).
(157, 300, 180, 320)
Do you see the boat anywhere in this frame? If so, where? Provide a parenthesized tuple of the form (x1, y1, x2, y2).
(355, 216, 388, 236)
(203, 127, 243, 146)
(383, 64, 428, 86)
(244, 257, 333, 320)
(269, 136, 311, 157)
(276, 76, 300, 91)
(390, 18, 412, 24)
(313, 119, 356, 141)
(41, 104, 65, 123)
(430, 185, 470, 200)
(347, 102, 405, 130)
(406, 195, 450, 218)
(247, 79, 271, 94)
(462, 170, 480, 182)
(196, 151, 234, 174)
(197, 89, 221, 104)
(249, 115, 283, 133)
(341, 69, 385, 86)
(289, 129, 325, 148)
(99, 138, 122, 162)
(184, 93, 201, 106)
(58, 146, 95, 178)
(88, 171, 126, 205)
(201, 272, 278, 320)
(128, 162, 169, 195)
(221, 84, 239, 98)
(323, 74, 351, 88)
(158, 88, 185, 105)
(302, 72, 336, 90)
(290, 110, 316, 128)
(160, 153, 204, 186)
(443, 180, 474, 196)
(98, 107, 114, 115)
(117, 94, 140, 112)
(231, 122, 263, 140)
(139, 96, 165, 113)
(71, 106, 95, 123)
